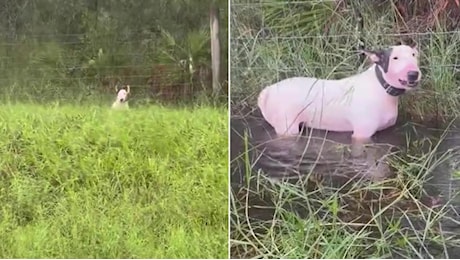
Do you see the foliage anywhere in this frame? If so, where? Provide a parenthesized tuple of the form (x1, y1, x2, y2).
(0, 103, 228, 258)
(0, 0, 228, 104)
(231, 0, 460, 122)
(231, 0, 460, 258)
(261, 0, 344, 37)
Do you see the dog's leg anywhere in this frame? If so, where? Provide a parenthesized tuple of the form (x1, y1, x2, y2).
(272, 115, 302, 136)
(351, 136, 372, 158)
(274, 124, 301, 136)
(351, 122, 377, 158)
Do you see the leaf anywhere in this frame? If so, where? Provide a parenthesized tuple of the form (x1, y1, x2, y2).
(262, 0, 338, 37)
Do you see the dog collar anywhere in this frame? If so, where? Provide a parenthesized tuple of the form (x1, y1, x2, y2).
(375, 65, 406, 97)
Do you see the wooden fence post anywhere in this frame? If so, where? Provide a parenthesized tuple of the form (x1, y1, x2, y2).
(210, 3, 221, 98)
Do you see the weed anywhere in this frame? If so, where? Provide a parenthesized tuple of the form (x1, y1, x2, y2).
(0, 104, 228, 258)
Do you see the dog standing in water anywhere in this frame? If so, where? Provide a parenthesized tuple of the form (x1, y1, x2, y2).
(112, 84, 131, 110)
(257, 44, 422, 158)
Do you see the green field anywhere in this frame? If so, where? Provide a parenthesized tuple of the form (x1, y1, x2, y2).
(0, 104, 228, 258)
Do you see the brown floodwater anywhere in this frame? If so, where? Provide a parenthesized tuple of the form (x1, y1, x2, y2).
(230, 105, 460, 258)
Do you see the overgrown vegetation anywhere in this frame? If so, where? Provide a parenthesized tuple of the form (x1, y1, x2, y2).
(0, 104, 228, 258)
(0, 1, 229, 258)
(0, 0, 228, 104)
(231, 0, 460, 122)
(230, 0, 460, 258)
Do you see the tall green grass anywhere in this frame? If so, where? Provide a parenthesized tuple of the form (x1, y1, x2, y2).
(230, 1, 460, 122)
(0, 104, 228, 258)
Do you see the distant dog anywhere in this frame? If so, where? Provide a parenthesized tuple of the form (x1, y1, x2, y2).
(257, 44, 422, 157)
(112, 84, 131, 110)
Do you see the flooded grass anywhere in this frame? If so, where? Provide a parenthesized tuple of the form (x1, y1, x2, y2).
(230, 112, 460, 258)
(0, 103, 228, 258)
(230, 0, 460, 258)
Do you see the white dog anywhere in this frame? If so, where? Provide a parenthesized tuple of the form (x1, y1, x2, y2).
(257, 44, 422, 157)
(111, 84, 131, 110)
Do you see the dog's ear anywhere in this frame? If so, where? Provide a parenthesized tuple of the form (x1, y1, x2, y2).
(362, 50, 383, 63)
(399, 38, 418, 50)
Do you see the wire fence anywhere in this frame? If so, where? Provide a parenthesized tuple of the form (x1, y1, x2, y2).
(230, 0, 460, 108)
(0, 37, 215, 105)
(0, 2, 228, 106)
(231, 30, 460, 40)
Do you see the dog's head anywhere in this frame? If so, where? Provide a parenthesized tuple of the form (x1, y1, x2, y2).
(364, 43, 421, 90)
(115, 84, 130, 102)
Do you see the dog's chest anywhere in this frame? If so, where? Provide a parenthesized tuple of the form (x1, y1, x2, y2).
(378, 104, 398, 130)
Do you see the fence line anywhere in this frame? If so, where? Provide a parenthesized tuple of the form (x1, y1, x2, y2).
(231, 30, 460, 41)
(0, 67, 211, 81)
(0, 65, 202, 72)
(232, 64, 460, 71)
(0, 53, 168, 60)
(0, 41, 215, 102)
(3, 86, 160, 90)
(0, 32, 217, 41)
(231, 1, 338, 6)
(0, 77, 198, 88)
(0, 40, 157, 46)
(0, 30, 222, 39)
(1, 84, 190, 89)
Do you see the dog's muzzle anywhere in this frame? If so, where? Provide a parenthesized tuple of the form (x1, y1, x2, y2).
(407, 70, 420, 86)
(399, 71, 420, 87)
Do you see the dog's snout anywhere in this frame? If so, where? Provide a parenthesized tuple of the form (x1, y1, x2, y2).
(407, 71, 419, 82)
(120, 98, 124, 102)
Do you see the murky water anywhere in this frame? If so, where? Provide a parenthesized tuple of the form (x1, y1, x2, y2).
(230, 105, 460, 258)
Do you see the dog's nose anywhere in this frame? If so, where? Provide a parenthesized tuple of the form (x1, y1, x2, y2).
(120, 98, 124, 102)
(407, 71, 419, 82)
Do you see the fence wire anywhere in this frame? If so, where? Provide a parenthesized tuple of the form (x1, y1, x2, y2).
(0, 3, 227, 105)
(0, 37, 216, 105)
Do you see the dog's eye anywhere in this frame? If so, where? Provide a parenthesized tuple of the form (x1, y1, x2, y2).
(412, 53, 415, 57)
(393, 57, 398, 60)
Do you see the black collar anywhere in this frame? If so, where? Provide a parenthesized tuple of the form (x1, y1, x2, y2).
(375, 65, 406, 97)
